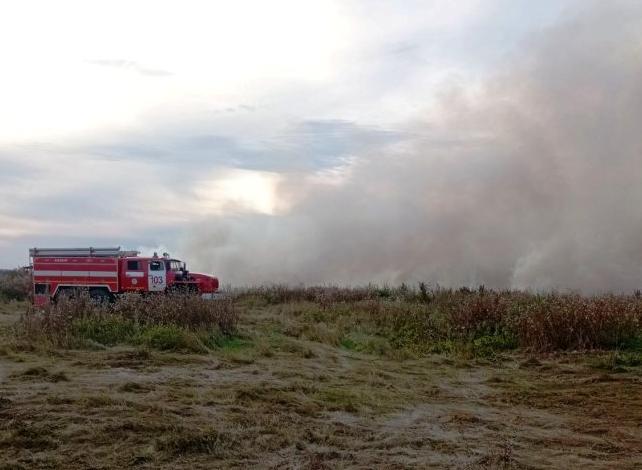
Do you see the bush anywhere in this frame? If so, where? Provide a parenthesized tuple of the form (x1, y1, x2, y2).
(19, 284, 642, 355)
(0, 269, 31, 302)
(112, 293, 237, 334)
(20, 292, 237, 349)
(233, 285, 642, 354)
(472, 334, 518, 358)
(138, 325, 206, 352)
(366, 289, 642, 353)
(71, 317, 139, 346)
(232, 284, 379, 305)
(514, 294, 642, 351)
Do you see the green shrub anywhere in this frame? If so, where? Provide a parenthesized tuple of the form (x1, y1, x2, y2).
(472, 334, 518, 358)
(71, 317, 138, 346)
(340, 332, 390, 355)
(139, 325, 196, 351)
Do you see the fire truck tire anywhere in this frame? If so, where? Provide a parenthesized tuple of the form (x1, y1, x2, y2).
(89, 288, 112, 304)
(54, 287, 79, 302)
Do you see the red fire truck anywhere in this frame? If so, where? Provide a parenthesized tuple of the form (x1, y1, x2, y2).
(29, 247, 219, 306)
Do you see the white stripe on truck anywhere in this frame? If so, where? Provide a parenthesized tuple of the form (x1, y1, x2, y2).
(125, 272, 145, 278)
(33, 270, 118, 278)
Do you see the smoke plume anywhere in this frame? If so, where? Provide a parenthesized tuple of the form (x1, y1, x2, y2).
(185, 2, 642, 292)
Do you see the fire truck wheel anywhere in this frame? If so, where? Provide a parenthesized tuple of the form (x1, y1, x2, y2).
(54, 287, 79, 302)
(89, 288, 112, 304)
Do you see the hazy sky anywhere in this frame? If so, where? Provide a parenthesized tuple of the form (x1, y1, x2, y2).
(2, 1, 641, 291)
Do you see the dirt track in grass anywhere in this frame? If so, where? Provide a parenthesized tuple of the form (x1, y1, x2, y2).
(0, 301, 641, 469)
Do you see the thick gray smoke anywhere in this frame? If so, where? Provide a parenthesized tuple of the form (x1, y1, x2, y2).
(185, 2, 642, 292)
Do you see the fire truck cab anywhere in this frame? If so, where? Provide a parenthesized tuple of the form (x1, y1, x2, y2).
(30, 247, 219, 305)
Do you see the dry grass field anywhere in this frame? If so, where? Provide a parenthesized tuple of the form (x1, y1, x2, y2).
(0, 287, 641, 469)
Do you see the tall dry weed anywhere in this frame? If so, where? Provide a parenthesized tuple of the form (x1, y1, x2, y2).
(514, 294, 642, 351)
(20, 292, 237, 347)
(234, 285, 642, 353)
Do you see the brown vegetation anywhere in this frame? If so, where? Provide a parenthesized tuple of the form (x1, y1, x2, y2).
(20, 293, 237, 350)
(236, 285, 642, 353)
(0, 269, 30, 302)
(0, 286, 641, 468)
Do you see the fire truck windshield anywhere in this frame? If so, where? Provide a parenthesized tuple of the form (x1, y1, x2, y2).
(169, 260, 184, 271)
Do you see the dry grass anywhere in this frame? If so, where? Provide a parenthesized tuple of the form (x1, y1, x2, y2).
(513, 294, 642, 351)
(18, 293, 237, 350)
(0, 288, 641, 468)
(112, 293, 237, 332)
(234, 286, 642, 354)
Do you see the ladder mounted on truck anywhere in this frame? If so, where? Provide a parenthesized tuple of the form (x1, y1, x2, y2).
(29, 247, 140, 258)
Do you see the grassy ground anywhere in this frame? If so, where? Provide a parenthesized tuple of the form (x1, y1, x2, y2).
(0, 298, 641, 469)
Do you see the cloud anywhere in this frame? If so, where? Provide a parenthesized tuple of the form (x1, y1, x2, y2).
(85, 59, 173, 76)
(0, 118, 406, 261)
(72, 119, 406, 172)
(183, 1, 642, 292)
